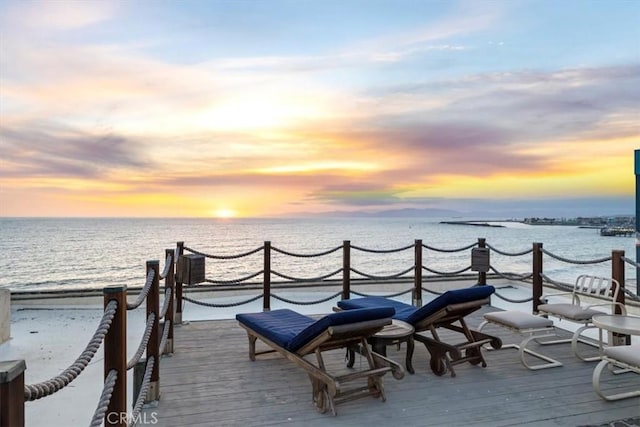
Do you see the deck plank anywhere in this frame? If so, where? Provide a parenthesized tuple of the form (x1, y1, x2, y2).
(142, 307, 639, 426)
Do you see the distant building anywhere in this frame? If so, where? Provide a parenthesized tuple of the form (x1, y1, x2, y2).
(523, 216, 634, 227)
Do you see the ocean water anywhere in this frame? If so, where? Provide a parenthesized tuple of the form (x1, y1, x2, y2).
(0, 217, 637, 292)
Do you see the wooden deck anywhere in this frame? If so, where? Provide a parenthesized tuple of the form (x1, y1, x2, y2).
(143, 307, 639, 427)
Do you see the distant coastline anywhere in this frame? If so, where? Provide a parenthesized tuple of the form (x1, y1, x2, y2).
(439, 220, 508, 228)
(522, 215, 635, 227)
(440, 215, 636, 230)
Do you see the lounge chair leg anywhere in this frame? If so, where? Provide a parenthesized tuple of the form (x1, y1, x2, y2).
(406, 336, 415, 374)
(247, 333, 257, 361)
(325, 388, 337, 416)
(312, 381, 327, 414)
(345, 346, 356, 368)
(415, 333, 460, 377)
(368, 376, 385, 401)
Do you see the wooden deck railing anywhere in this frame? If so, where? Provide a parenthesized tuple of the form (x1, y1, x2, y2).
(176, 239, 639, 315)
(2, 238, 640, 427)
(0, 250, 176, 427)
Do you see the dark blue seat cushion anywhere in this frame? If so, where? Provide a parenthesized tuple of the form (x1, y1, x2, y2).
(337, 285, 495, 325)
(338, 297, 417, 322)
(236, 307, 395, 352)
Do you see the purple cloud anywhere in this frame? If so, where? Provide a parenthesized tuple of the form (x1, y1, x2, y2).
(0, 124, 147, 178)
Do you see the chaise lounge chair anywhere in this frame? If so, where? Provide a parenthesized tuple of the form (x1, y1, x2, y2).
(337, 285, 501, 377)
(236, 307, 404, 415)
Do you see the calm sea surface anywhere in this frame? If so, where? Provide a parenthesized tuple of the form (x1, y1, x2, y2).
(0, 217, 637, 291)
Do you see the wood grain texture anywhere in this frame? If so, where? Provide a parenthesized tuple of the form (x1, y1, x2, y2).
(142, 307, 640, 427)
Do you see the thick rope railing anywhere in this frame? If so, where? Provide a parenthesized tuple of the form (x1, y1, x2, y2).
(184, 245, 263, 260)
(271, 291, 343, 305)
(271, 245, 342, 257)
(540, 248, 612, 265)
(202, 270, 264, 285)
(127, 269, 156, 310)
(159, 287, 172, 319)
(489, 266, 533, 281)
(622, 256, 640, 269)
(423, 242, 477, 252)
(420, 283, 493, 297)
(182, 293, 264, 308)
(24, 299, 118, 401)
(89, 369, 118, 427)
(621, 255, 640, 301)
(351, 288, 414, 298)
(350, 265, 414, 280)
(421, 286, 445, 295)
(492, 290, 534, 304)
(350, 243, 414, 253)
(540, 273, 575, 291)
(159, 253, 172, 280)
(616, 257, 640, 301)
(422, 265, 472, 276)
(159, 321, 171, 354)
(271, 268, 343, 282)
(622, 287, 640, 302)
(128, 357, 155, 427)
(127, 313, 156, 370)
(485, 243, 533, 257)
(539, 273, 639, 305)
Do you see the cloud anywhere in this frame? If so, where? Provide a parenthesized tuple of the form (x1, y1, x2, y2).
(0, 0, 636, 218)
(338, 1, 500, 64)
(2, 0, 119, 30)
(362, 64, 640, 143)
(0, 124, 147, 179)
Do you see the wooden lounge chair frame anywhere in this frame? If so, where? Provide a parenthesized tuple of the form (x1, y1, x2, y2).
(238, 317, 404, 415)
(412, 298, 502, 377)
(337, 286, 502, 377)
(537, 275, 625, 361)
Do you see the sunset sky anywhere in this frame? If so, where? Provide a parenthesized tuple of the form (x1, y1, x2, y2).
(1, 0, 638, 218)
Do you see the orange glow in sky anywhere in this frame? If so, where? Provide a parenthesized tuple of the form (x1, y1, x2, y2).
(0, 1, 638, 218)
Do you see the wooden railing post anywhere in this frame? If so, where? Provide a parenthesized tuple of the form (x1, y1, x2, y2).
(477, 238, 487, 286)
(103, 286, 127, 427)
(612, 250, 630, 345)
(0, 360, 26, 427)
(175, 242, 184, 324)
(164, 249, 175, 354)
(532, 243, 543, 314)
(263, 241, 271, 311)
(146, 261, 160, 402)
(414, 239, 423, 307)
(342, 240, 351, 300)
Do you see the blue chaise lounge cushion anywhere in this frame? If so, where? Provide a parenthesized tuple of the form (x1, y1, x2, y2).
(337, 285, 495, 325)
(236, 307, 395, 352)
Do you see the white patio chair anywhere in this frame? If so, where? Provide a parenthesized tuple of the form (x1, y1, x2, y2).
(537, 274, 625, 361)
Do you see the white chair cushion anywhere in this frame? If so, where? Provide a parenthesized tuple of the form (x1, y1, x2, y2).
(538, 303, 600, 321)
(484, 311, 554, 329)
(603, 344, 640, 367)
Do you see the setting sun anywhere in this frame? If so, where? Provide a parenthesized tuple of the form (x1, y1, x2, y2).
(0, 0, 637, 219)
(213, 208, 236, 219)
